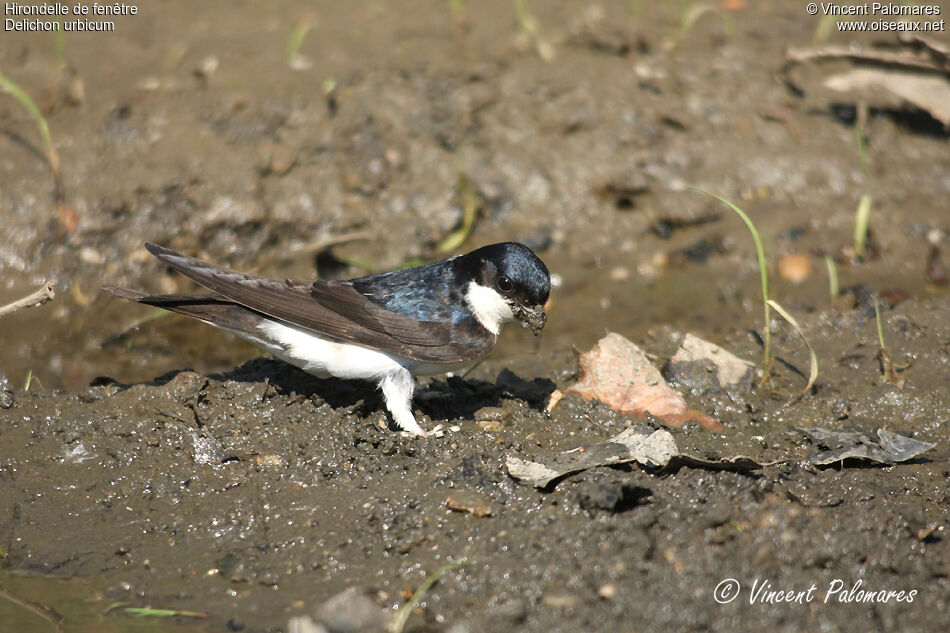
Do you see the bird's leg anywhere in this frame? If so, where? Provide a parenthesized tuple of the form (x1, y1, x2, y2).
(379, 369, 427, 437)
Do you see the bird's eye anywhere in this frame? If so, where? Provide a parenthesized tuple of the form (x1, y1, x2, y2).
(497, 275, 513, 293)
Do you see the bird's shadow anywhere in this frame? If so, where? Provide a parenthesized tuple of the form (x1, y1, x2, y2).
(121, 357, 557, 426)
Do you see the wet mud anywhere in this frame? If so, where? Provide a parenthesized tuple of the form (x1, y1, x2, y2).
(1, 2, 949, 632)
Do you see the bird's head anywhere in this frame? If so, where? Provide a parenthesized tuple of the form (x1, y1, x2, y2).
(457, 242, 550, 336)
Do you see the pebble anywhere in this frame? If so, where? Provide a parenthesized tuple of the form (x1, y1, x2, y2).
(778, 253, 812, 284)
(541, 593, 576, 610)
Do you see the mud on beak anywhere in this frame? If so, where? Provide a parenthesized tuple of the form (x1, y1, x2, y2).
(514, 304, 547, 336)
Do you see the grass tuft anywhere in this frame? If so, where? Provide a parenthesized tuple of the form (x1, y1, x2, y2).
(874, 299, 908, 387)
(767, 299, 818, 395)
(691, 187, 772, 381)
(0, 71, 60, 186)
(0, 70, 74, 232)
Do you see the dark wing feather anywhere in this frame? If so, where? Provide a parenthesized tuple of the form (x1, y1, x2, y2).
(140, 244, 492, 362)
(101, 286, 269, 335)
(308, 280, 455, 348)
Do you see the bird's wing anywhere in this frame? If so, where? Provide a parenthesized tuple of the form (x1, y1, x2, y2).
(142, 244, 492, 362)
(307, 280, 456, 348)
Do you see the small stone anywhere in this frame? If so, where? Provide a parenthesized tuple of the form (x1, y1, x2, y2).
(79, 247, 103, 264)
(576, 482, 650, 513)
(541, 593, 576, 610)
(195, 55, 219, 79)
(475, 406, 510, 432)
(288, 616, 327, 633)
(315, 589, 388, 633)
(778, 253, 812, 284)
(474, 406, 509, 422)
(257, 142, 295, 176)
(476, 420, 503, 433)
(254, 455, 284, 467)
(609, 266, 630, 281)
(259, 573, 280, 587)
(598, 583, 618, 599)
(446, 490, 494, 517)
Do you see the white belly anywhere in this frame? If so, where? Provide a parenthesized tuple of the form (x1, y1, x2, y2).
(253, 320, 472, 379)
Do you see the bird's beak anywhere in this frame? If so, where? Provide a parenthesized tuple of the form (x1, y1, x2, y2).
(515, 304, 547, 336)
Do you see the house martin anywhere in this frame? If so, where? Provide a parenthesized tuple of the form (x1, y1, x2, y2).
(103, 242, 550, 437)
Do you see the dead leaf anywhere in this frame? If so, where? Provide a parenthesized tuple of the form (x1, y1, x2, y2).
(824, 69, 950, 127)
(665, 333, 756, 392)
(670, 454, 764, 472)
(506, 428, 677, 488)
(800, 427, 934, 465)
(566, 333, 720, 429)
(506, 427, 764, 488)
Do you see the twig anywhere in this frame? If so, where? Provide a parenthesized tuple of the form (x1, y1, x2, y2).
(284, 232, 375, 257)
(0, 588, 65, 633)
(898, 33, 950, 64)
(0, 281, 56, 318)
(785, 45, 948, 75)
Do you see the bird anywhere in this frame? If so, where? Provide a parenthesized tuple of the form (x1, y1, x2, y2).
(103, 242, 551, 437)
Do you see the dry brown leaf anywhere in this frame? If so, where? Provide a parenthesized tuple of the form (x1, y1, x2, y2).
(824, 69, 950, 127)
(565, 333, 720, 430)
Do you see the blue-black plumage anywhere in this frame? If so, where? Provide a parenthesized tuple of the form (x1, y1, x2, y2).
(103, 242, 551, 437)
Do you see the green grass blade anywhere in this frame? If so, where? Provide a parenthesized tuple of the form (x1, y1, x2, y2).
(855, 117, 870, 184)
(0, 69, 63, 198)
(690, 186, 771, 377)
(854, 193, 872, 259)
(513, 0, 537, 35)
(824, 256, 839, 299)
(0, 71, 54, 153)
(812, 13, 837, 43)
(874, 299, 885, 350)
(437, 173, 479, 253)
(767, 299, 818, 395)
(390, 559, 470, 633)
(286, 21, 312, 65)
(52, 31, 67, 68)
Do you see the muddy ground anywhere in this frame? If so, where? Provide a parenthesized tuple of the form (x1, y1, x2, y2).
(1, 1, 949, 632)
